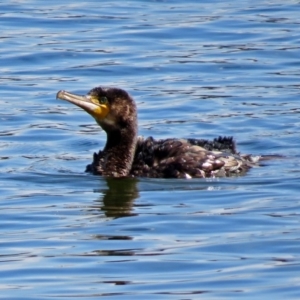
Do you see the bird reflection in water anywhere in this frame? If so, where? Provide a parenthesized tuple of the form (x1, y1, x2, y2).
(97, 177, 139, 218)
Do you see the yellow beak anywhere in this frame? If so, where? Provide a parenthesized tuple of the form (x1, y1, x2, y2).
(56, 90, 109, 120)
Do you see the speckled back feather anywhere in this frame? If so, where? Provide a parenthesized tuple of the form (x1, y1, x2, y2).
(86, 136, 259, 178)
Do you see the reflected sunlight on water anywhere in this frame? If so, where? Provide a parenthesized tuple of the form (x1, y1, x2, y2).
(1, 0, 300, 299)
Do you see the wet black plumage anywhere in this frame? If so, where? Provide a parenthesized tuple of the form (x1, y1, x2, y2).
(57, 86, 261, 178)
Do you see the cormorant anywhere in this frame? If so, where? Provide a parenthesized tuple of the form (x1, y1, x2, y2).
(57, 87, 260, 178)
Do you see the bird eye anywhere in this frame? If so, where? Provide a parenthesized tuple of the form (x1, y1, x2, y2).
(99, 96, 108, 104)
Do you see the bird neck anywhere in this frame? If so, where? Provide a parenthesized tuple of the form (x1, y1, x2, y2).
(103, 125, 137, 177)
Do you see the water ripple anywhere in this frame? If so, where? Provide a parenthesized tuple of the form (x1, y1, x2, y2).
(1, 0, 300, 299)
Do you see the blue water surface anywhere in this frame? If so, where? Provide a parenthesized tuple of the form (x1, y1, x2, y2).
(1, 0, 300, 299)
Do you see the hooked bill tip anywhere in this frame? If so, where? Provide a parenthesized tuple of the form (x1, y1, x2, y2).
(56, 90, 65, 99)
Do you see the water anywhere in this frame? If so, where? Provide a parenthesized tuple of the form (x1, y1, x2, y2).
(1, 0, 300, 299)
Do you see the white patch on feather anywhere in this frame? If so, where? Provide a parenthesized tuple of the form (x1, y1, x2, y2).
(202, 162, 212, 169)
(185, 173, 192, 179)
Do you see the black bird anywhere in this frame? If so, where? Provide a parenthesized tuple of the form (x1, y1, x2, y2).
(57, 87, 260, 178)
